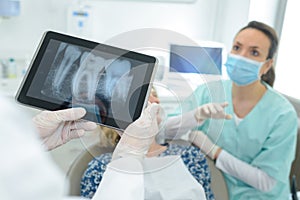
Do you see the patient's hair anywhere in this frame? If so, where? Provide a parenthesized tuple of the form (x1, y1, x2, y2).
(99, 126, 120, 147)
(237, 21, 278, 87)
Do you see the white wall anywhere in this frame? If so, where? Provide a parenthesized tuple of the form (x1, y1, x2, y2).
(274, 0, 300, 99)
(0, 0, 250, 59)
(90, 0, 217, 41)
(0, 0, 70, 58)
(248, 0, 287, 38)
(212, 0, 250, 51)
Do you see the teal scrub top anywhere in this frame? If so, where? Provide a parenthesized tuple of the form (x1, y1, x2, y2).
(171, 80, 298, 200)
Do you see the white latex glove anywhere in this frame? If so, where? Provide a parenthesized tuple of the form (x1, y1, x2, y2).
(33, 108, 97, 150)
(189, 130, 221, 160)
(112, 103, 161, 162)
(194, 102, 232, 123)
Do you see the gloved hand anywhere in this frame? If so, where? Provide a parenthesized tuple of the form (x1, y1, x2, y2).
(189, 130, 221, 160)
(194, 102, 232, 123)
(112, 103, 161, 162)
(33, 108, 97, 150)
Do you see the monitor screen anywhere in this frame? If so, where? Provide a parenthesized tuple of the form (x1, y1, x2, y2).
(169, 44, 222, 75)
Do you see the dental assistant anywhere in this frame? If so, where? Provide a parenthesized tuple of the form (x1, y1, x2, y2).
(166, 21, 298, 199)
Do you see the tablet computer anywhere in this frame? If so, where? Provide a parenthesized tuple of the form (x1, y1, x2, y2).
(16, 31, 157, 130)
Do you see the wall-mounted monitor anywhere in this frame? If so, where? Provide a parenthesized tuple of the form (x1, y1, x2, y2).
(169, 44, 222, 75)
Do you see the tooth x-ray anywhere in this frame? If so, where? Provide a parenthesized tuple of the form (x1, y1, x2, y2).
(41, 42, 134, 123)
(16, 31, 157, 130)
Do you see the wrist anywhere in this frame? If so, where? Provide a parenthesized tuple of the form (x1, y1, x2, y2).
(194, 108, 206, 123)
(214, 147, 222, 161)
(206, 144, 219, 160)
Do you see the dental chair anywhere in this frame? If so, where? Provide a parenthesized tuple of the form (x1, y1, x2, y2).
(284, 94, 300, 189)
(207, 159, 229, 200)
(66, 140, 229, 200)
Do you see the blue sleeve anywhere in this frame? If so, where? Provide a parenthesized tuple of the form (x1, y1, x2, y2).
(80, 153, 112, 198)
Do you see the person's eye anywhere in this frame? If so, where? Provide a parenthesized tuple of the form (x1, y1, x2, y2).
(232, 45, 239, 51)
(251, 50, 259, 56)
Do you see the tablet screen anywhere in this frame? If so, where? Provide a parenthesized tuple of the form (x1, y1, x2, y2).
(16, 31, 157, 130)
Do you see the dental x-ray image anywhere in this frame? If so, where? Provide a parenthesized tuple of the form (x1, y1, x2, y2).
(42, 43, 82, 101)
(17, 31, 157, 129)
(41, 42, 133, 123)
(103, 59, 133, 101)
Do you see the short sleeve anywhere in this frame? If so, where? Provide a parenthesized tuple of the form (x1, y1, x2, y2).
(251, 108, 298, 182)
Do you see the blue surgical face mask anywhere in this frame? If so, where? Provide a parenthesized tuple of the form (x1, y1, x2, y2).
(225, 53, 265, 86)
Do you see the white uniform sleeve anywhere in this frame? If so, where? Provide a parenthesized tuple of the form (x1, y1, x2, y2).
(165, 110, 200, 139)
(0, 96, 65, 200)
(216, 150, 277, 192)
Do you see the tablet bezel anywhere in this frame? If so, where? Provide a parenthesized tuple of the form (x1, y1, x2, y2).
(16, 31, 158, 130)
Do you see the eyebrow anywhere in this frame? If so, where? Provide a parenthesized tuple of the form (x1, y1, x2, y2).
(235, 41, 260, 49)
